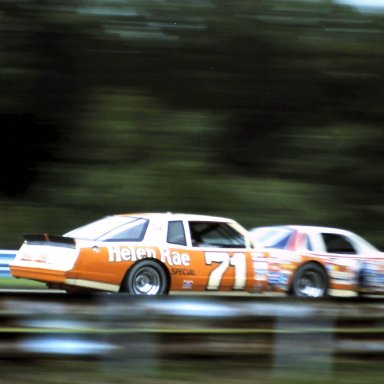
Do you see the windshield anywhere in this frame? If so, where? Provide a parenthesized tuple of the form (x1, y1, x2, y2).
(64, 216, 149, 242)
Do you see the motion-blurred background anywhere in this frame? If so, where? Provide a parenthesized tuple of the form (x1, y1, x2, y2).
(1, 0, 383, 249)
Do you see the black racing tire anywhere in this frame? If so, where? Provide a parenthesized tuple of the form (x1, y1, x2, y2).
(291, 262, 328, 298)
(121, 260, 170, 295)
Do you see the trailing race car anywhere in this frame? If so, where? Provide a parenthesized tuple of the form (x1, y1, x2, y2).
(249, 225, 384, 297)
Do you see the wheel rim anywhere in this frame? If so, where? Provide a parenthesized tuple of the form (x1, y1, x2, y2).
(296, 270, 325, 297)
(132, 266, 161, 295)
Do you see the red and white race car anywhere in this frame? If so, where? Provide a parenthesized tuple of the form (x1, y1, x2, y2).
(249, 225, 384, 297)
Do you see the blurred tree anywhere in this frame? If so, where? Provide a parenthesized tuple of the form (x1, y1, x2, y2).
(0, 0, 383, 247)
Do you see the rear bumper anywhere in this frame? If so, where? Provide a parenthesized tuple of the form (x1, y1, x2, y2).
(10, 265, 120, 292)
(9, 265, 66, 284)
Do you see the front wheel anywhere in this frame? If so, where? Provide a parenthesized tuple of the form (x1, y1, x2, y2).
(291, 263, 328, 298)
(121, 260, 169, 295)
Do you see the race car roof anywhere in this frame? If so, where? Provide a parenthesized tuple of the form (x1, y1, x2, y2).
(117, 212, 236, 223)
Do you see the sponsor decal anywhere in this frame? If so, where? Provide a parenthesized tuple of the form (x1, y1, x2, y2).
(108, 246, 191, 266)
(161, 248, 191, 266)
(359, 264, 384, 288)
(252, 259, 269, 281)
(268, 270, 290, 288)
(281, 263, 295, 270)
(254, 275, 267, 281)
(253, 261, 268, 270)
(329, 271, 355, 280)
(182, 280, 194, 289)
(268, 271, 280, 285)
(21, 253, 48, 263)
(108, 246, 156, 262)
(171, 268, 196, 276)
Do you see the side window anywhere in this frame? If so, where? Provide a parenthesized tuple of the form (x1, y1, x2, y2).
(322, 233, 357, 254)
(189, 222, 246, 248)
(167, 221, 187, 246)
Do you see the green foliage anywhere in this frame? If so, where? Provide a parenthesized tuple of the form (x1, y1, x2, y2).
(0, 1, 383, 249)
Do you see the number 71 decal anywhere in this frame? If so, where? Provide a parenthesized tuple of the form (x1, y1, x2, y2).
(205, 252, 246, 290)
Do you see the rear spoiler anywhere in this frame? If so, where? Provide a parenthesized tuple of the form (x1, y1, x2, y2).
(23, 233, 76, 248)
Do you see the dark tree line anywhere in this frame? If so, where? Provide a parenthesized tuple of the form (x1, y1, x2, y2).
(0, 0, 383, 247)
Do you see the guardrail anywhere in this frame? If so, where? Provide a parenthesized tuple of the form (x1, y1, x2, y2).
(0, 250, 16, 277)
(0, 295, 382, 384)
(0, 294, 383, 363)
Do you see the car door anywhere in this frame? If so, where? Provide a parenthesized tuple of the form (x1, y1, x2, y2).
(318, 231, 361, 289)
(183, 220, 253, 292)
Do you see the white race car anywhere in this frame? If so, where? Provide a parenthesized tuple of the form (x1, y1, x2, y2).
(249, 225, 384, 297)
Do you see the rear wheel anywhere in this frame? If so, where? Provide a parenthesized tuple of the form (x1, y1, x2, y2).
(122, 260, 169, 295)
(292, 263, 328, 298)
